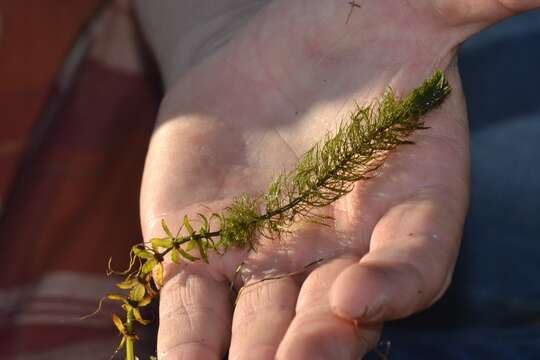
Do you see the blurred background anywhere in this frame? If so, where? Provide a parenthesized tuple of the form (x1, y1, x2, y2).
(0, 1, 538, 359)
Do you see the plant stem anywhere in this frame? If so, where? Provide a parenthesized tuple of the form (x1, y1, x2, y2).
(126, 309, 135, 360)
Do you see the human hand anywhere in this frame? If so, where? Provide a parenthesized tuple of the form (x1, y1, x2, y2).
(139, 1, 540, 358)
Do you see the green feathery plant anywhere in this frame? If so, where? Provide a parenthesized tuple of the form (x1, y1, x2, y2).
(88, 71, 451, 360)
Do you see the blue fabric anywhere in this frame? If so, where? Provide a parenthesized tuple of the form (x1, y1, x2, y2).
(372, 9, 540, 359)
(366, 326, 540, 359)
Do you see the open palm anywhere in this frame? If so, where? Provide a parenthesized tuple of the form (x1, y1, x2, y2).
(139, 1, 538, 358)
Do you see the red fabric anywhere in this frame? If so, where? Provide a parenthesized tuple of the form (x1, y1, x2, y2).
(0, 0, 104, 199)
(0, 59, 160, 287)
(0, 325, 117, 356)
(0, 2, 162, 357)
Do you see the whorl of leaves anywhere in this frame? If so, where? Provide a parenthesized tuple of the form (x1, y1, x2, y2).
(218, 195, 261, 249)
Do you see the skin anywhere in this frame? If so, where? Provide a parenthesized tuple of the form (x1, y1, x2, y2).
(137, 1, 540, 359)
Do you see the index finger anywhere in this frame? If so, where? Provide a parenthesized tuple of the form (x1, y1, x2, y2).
(331, 186, 466, 323)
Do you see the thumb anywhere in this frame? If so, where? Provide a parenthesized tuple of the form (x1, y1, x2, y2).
(476, 0, 540, 24)
(430, 0, 540, 36)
